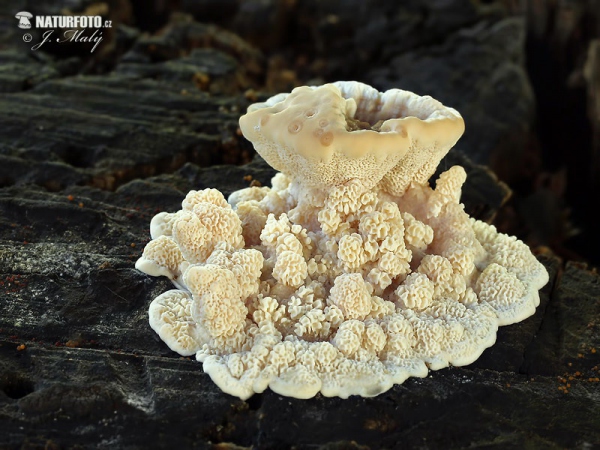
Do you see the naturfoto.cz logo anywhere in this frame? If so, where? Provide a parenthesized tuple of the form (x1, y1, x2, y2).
(15, 12, 33, 29)
(17, 11, 112, 53)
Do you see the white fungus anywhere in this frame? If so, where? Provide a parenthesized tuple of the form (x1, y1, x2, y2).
(137, 81, 549, 400)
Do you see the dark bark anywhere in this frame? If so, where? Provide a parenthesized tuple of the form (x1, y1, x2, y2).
(0, 1, 598, 448)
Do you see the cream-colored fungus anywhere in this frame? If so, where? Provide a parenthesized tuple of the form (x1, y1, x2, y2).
(136, 81, 548, 399)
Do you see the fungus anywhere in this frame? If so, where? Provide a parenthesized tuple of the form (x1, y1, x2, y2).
(137, 81, 548, 400)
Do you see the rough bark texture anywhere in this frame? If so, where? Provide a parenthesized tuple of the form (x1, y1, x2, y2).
(0, 1, 599, 448)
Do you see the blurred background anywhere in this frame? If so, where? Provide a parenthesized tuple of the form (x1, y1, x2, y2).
(0, 0, 598, 266)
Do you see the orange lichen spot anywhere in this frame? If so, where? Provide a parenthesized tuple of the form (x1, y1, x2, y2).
(67, 194, 74, 201)
(130, 243, 136, 248)
(591, 348, 597, 354)
(78, 202, 84, 208)
(244, 89, 257, 102)
(16, 344, 26, 351)
(193, 72, 210, 91)
(243, 175, 253, 182)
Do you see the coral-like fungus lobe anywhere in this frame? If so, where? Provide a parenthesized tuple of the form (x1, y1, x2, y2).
(136, 81, 548, 400)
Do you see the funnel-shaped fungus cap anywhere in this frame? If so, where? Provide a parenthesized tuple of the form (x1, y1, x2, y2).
(239, 81, 465, 194)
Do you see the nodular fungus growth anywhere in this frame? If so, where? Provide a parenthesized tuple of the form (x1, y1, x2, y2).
(136, 81, 549, 399)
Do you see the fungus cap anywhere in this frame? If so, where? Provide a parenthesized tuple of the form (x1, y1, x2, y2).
(239, 81, 464, 193)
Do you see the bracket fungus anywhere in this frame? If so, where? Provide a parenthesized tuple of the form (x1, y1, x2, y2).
(136, 81, 548, 400)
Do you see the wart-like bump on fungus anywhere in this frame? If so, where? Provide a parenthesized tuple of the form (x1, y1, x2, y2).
(136, 81, 549, 400)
